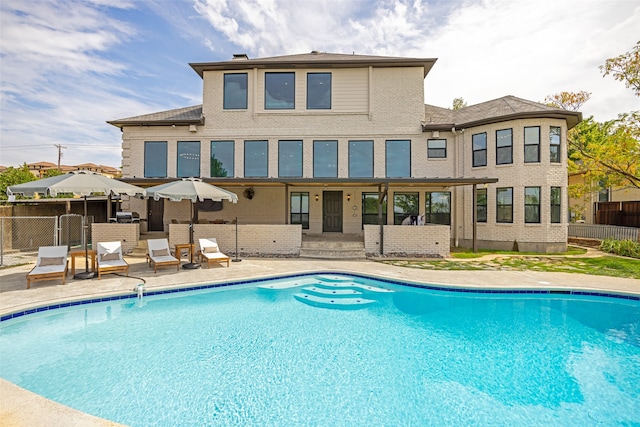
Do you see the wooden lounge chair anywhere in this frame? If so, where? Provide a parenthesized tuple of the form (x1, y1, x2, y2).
(27, 246, 68, 289)
(198, 238, 230, 268)
(96, 241, 129, 279)
(146, 238, 180, 273)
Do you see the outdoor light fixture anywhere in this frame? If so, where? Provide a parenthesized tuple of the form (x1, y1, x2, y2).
(315, 194, 319, 201)
(432, 130, 440, 138)
(347, 194, 351, 201)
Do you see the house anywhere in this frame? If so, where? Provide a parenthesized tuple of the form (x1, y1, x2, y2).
(24, 161, 120, 178)
(108, 51, 581, 255)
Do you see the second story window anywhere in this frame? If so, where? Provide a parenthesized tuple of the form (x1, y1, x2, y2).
(427, 139, 447, 158)
(524, 126, 540, 163)
(472, 133, 487, 167)
(223, 73, 247, 109)
(177, 141, 200, 178)
(210, 141, 234, 177)
(313, 140, 338, 177)
(496, 129, 513, 165)
(307, 73, 331, 109)
(386, 139, 411, 178)
(144, 141, 167, 178)
(278, 140, 303, 177)
(550, 126, 561, 163)
(349, 140, 373, 178)
(244, 140, 268, 177)
(265, 72, 294, 110)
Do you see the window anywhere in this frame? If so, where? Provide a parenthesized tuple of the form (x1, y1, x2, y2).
(290, 192, 309, 229)
(598, 183, 610, 202)
(427, 139, 447, 158)
(425, 192, 451, 225)
(223, 73, 247, 109)
(525, 187, 541, 223)
(476, 188, 487, 223)
(244, 140, 268, 177)
(550, 126, 561, 163)
(550, 187, 561, 223)
(496, 187, 513, 223)
(472, 133, 487, 167)
(362, 193, 387, 226)
(307, 73, 331, 109)
(349, 140, 373, 177)
(496, 129, 513, 165)
(313, 140, 338, 177)
(386, 140, 411, 177)
(144, 141, 167, 178)
(265, 72, 295, 109)
(210, 141, 234, 177)
(524, 126, 540, 163)
(278, 140, 303, 177)
(177, 141, 200, 178)
(393, 193, 419, 225)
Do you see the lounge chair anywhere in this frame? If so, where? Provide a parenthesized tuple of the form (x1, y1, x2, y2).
(198, 238, 230, 268)
(146, 238, 180, 273)
(27, 245, 68, 289)
(96, 241, 129, 279)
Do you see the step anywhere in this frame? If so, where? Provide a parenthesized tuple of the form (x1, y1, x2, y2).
(293, 293, 376, 310)
(298, 248, 366, 259)
(301, 286, 364, 298)
(312, 281, 394, 294)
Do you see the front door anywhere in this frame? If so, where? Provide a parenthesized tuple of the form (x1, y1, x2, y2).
(147, 198, 164, 231)
(323, 191, 343, 232)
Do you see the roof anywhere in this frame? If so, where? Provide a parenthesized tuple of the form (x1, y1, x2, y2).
(190, 51, 437, 78)
(107, 105, 203, 128)
(424, 95, 582, 131)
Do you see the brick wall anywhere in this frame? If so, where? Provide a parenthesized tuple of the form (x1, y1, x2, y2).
(91, 224, 140, 254)
(364, 224, 450, 257)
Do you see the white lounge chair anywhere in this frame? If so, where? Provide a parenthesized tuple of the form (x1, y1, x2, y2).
(198, 238, 230, 268)
(97, 241, 129, 279)
(27, 246, 68, 289)
(146, 238, 180, 273)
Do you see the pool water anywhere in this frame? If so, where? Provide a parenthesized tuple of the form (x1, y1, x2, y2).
(1, 274, 639, 426)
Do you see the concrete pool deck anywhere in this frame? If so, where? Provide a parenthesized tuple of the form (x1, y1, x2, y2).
(1, 255, 639, 426)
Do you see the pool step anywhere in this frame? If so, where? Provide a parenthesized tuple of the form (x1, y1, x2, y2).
(293, 293, 376, 310)
(313, 281, 394, 294)
(302, 286, 363, 298)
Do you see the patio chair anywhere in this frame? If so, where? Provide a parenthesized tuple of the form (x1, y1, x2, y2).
(96, 241, 129, 279)
(198, 238, 230, 268)
(27, 246, 68, 289)
(146, 238, 180, 273)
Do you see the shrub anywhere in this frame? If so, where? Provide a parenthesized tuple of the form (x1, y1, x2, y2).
(599, 238, 640, 259)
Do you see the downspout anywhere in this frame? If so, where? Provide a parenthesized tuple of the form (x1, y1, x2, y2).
(472, 183, 477, 253)
(378, 182, 388, 255)
(452, 127, 459, 247)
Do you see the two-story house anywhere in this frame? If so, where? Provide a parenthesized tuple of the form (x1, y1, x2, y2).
(108, 51, 581, 254)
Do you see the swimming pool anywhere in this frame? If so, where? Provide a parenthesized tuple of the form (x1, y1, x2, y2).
(1, 273, 639, 426)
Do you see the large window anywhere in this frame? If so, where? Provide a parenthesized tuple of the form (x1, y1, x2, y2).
(177, 141, 200, 178)
(551, 186, 561, 223)
(244, 140, 268, 177)
(386, 140, 411, 177)
(313, 140, 338, 177)
(223, 73, 247, 109)
(496, 187, 513, 223)
(550, 126, 561, 163)
(362, 193, 387, 226)
(265, 72, 295, 109)
(472, 133, 487, 167)
(496, 129, 513, 165)
(476, 188, 487, 223)
(525, 187, 541, 223)
(290, 192, 309, 229)
(427, 139, 447, 158)
(425, 192, 451, 225)
(307, 73, 331, 109)
(349, 140, 373, 177)
(393, 193, 419, 225)
(278, 140, 303, 177)
(144, 141, 167, 178)
(524, 126, 540, 163)
(210, 141, 234, 177)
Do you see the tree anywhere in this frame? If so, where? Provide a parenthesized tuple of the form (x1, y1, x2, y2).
(452, 97, 467, 110)
(600, 41, 640, 97)
(0, 164, 36, 201)
(42, 169, 63, 178)
(544, 91, 591, 111)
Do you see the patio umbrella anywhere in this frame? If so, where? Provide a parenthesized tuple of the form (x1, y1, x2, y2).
(145, 178, 238, 269)
(7, 171, 147, 279)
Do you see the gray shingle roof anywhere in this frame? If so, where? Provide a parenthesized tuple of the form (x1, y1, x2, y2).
(107, 105, 203, 127)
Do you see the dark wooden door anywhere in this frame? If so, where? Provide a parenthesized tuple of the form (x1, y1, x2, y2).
(323, 191, 343, 232)
(147, 198, 164, 231)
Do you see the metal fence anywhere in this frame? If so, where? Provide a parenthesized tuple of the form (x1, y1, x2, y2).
(568, 224, 640, 242)
(0, 215, 91, 267)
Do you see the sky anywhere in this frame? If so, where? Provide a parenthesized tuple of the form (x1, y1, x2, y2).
(1, 0, 638, 170)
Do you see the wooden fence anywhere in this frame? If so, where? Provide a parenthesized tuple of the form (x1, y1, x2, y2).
(595, 201, 640, 227)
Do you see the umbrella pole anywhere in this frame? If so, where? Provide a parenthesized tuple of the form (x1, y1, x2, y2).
(74, 195, 95, 280)
(183, 200, 200, 269)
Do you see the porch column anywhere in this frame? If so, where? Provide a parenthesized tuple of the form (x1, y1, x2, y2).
(284, 183, 289, 224)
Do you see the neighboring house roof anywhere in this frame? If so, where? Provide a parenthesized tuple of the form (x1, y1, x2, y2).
(190, 51, 437, 78)
(107, 105, 203, 128)
(424, 95, 582, 131)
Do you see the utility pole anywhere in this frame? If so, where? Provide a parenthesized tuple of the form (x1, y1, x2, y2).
(54, 144, 67, 171)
